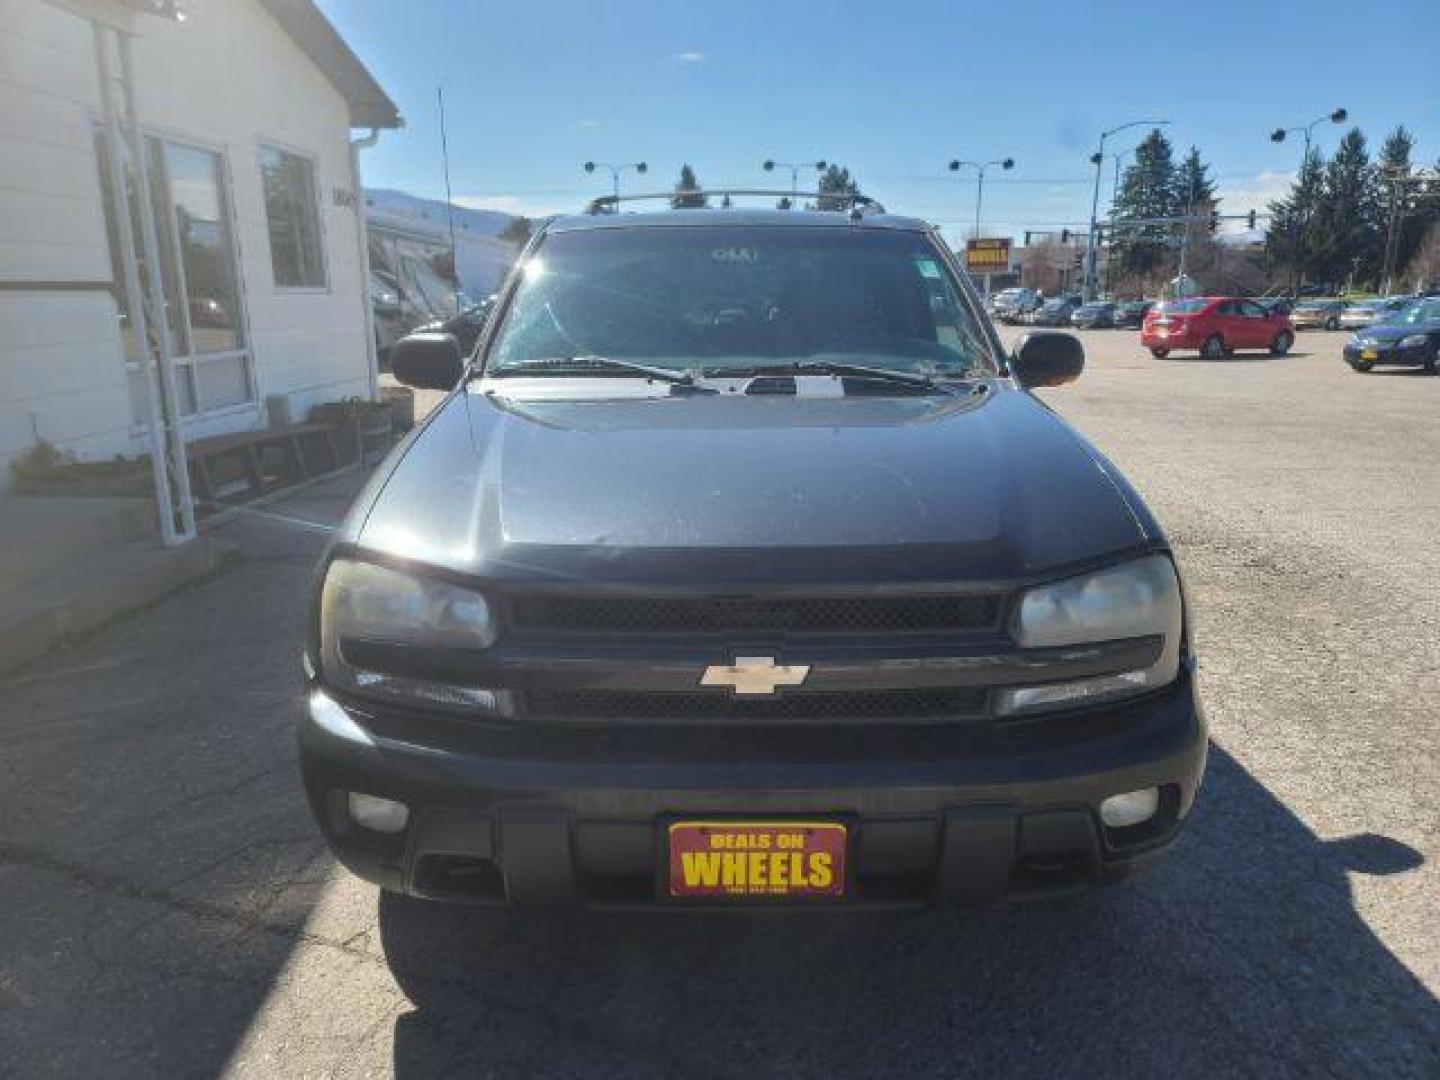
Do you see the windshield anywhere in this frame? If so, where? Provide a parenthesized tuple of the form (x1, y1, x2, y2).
(485, 226, 996, 377)
(1158, 299, 1207, 314)
(1392, 299, 1440, 325)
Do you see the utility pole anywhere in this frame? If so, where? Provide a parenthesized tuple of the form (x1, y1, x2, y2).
(1379, 168, 1440, 294)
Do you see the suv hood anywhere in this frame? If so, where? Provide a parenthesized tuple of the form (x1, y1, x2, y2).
(353, 383, 1153, 588)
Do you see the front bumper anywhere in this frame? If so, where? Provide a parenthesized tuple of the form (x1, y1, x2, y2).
(1344, 341, 1430, 367)
(298, 670, 1207, 909)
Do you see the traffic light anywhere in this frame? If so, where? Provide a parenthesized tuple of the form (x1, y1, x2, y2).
(1247, 210, 1257, 230)
(1209, 211, 1219, 234)
(1061, 228, 1071, 243)
(1073, 252, 1083, 269)
(1024, 231, 1032, 245)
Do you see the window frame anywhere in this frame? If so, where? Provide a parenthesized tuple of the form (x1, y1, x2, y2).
(91, 118, 260, 430)
(256, 139, 330, 293)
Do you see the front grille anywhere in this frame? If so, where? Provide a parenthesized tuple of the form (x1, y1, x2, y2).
(510, 594, 1002, 636)
(525, 686, 988, 723)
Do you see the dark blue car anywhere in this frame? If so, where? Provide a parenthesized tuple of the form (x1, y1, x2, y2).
(1343, 297, 1440, 373)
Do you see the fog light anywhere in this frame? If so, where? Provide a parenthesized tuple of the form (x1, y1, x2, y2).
(996, 670, 1150, 716)
(1099, 787, 1160, 829)
(347, 792, 410, 834)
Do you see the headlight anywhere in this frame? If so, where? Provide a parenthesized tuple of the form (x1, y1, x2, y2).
(1399, 333, 1429, 349)
(319, 558, 500, 709)
(997, 555, 1183, 717)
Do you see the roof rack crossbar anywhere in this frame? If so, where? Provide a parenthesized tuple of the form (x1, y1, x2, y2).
(583, 189, 886, 215)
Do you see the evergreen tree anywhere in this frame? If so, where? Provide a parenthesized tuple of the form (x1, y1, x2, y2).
(1265, 148, 1325, 286)
(1172, 148, 1218, 217)
(671, 164, 709, 209)
(1375, 126, 1429, 288)
(814, 165, 861, 211)
(1110, 128, 1175, 278)
(1309, 128, 1380, 286)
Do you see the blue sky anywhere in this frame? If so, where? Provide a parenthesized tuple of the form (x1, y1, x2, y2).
(318, 0, 1439, 246)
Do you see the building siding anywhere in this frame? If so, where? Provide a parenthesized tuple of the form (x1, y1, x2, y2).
(0, 0, 374, 484)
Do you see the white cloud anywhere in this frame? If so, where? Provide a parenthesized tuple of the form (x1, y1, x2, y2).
(1217, 170, 1295, 232)
(675, 50, 705, 62)
(578, 118, 602, 129)
(453, 194, 565, 219)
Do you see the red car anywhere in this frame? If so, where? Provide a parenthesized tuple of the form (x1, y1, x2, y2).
(1141, 297, 1294, 359)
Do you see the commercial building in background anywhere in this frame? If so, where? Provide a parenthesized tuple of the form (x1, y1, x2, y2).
(0, 0, 400, 536)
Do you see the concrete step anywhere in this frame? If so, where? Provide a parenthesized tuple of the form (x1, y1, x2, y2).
(0, 534, 231, 674)
(0, 496, 158, 591)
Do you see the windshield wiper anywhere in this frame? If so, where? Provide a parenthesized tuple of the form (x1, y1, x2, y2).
(487, 355, 693, 385)
(722, 360, 959, 395)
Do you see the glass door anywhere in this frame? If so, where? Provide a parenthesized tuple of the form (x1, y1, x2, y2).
(95, 129, 254, 424)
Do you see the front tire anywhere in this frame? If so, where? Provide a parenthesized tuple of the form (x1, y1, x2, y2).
(1424, 350, 1439, 375)
(1150, 347, 1170, 358)
(1270, 331, 1294, 356)
(1201, 334, 1226, 359)
(1350, 360, 1374, 373)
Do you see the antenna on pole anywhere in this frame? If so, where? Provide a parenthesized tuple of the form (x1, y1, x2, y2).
(437, 85, 460, 312)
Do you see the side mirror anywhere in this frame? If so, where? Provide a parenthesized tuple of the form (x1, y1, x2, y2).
(390, 332, 463, 391)
(1010, 331, 1084, 388)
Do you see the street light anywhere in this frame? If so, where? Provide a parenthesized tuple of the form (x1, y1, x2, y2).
(1084, 118, 1170, 301)
(762, 158, 827, 196)
(1270, 108, 1347, 162)
(1268, 109, 1346, 290)
(582, 160, 648, 203)
(1102, 146, 1137, 293)
(947, 157, 1014, 240)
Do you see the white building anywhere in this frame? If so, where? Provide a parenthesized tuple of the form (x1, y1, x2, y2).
(0, 0, 400, 538)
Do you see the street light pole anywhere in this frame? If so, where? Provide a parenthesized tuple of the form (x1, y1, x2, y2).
(947, 158, 1014, 299)
(762, 159, 828, 200)
(582, 161, 649, 207)
(1085, 119, 1169, 301)
(1105, 147, 1134, 295)
(1269, 108, 1346, 291)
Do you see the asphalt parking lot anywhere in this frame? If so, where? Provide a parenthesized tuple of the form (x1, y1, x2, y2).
(2, 329, 1436, 1078)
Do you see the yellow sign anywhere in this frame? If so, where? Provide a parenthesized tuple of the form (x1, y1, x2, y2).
(965, 237, 1012, 273)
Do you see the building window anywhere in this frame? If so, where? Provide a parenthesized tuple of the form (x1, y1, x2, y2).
(94, 127, 254, 419)
(258, 145, 326, 288)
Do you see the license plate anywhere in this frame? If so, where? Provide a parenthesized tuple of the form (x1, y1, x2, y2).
(667, 821, 846, 900)
(1361, 348, 1378, 360)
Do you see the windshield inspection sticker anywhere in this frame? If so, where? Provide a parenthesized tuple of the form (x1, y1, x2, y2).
(916, 259, 943, 279)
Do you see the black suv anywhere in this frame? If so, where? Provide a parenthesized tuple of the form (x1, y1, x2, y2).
(300, 197, 1205, 910)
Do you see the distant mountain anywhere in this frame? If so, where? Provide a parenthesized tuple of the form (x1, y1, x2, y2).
(363, 188, 520, 239)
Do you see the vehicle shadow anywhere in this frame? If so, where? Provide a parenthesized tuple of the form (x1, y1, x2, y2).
(1157, 351, 1305, 364)
(379, 745, 1436, 1078)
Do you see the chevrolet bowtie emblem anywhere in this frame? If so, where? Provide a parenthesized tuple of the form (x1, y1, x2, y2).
(700, 656, 810, 696)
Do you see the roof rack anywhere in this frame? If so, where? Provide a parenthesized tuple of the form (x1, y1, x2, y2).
(583, 189, 887, 216)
